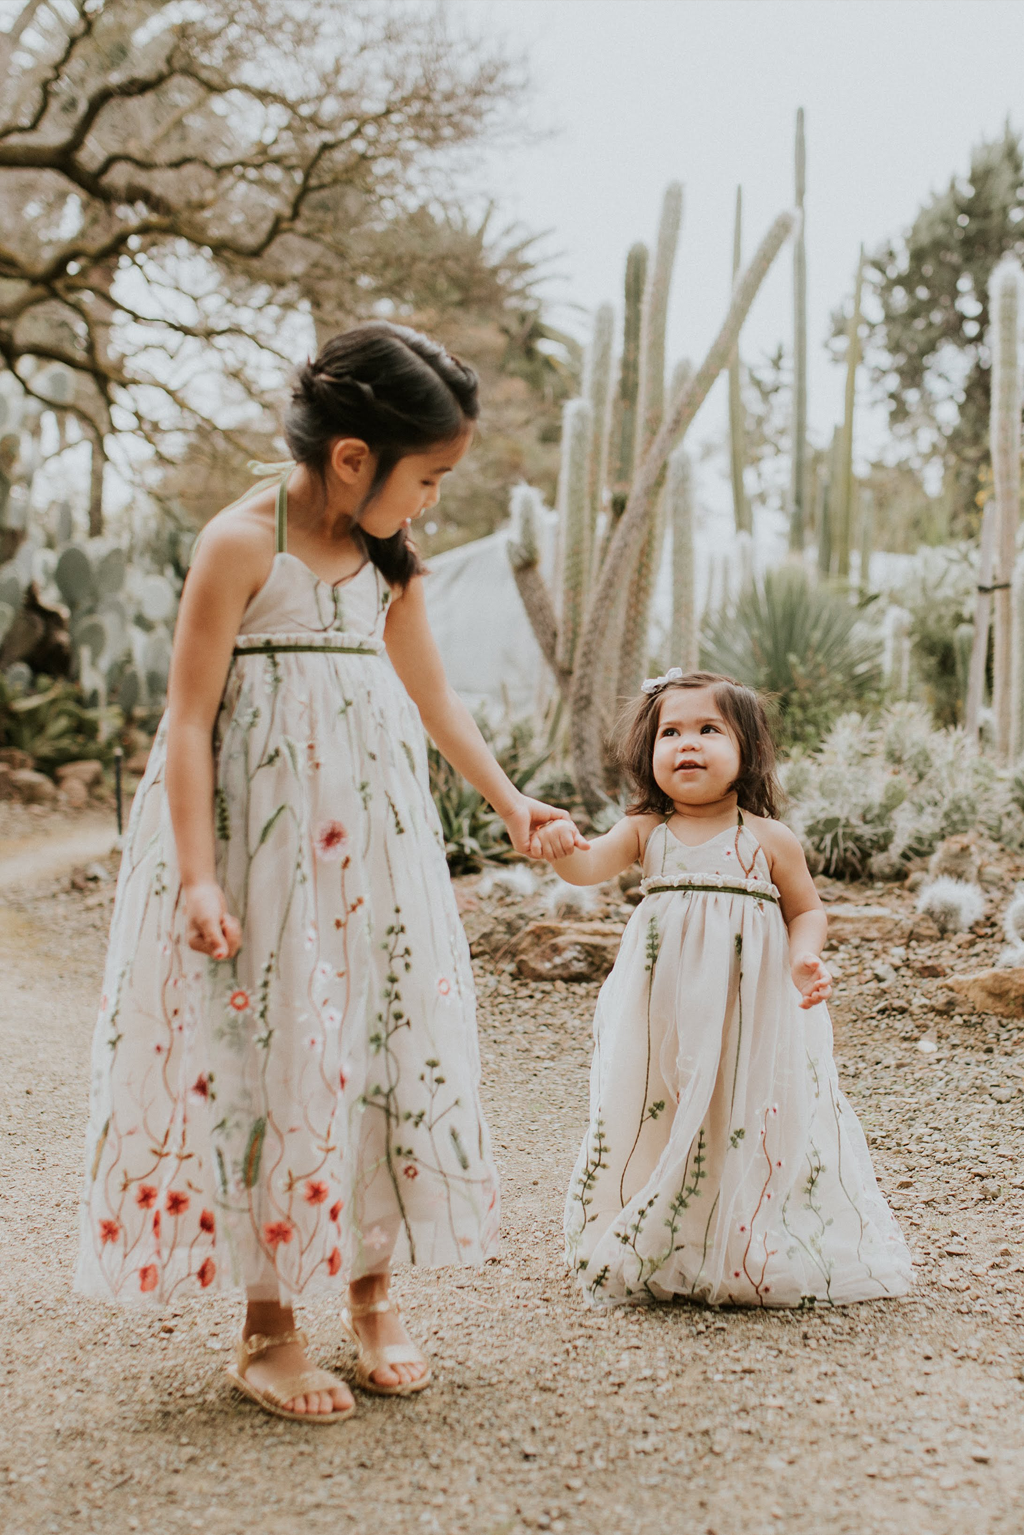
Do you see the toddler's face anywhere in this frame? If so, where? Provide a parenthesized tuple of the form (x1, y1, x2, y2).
(358, 431, 471, 540)
(651, 686, 742, 807)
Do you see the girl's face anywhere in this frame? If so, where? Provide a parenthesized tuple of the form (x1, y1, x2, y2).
(357, 432, 471, 540)
(651, 686, 743, 807)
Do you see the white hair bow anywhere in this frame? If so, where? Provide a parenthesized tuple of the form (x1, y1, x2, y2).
(641, 667, 685, 695)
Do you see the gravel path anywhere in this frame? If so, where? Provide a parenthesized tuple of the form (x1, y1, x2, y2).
(1, 816, 1023, 1535)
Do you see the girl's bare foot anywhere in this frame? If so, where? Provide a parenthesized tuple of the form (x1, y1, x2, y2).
(347, 1272, 429, 1390)
(243, 1301, 353, 1417)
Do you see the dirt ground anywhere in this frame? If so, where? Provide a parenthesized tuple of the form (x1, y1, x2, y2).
(1, 801, 1023, 1535)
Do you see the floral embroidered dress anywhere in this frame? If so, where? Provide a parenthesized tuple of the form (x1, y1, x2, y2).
(565, 816, 912, 1308)
(77, 482, 499, 1306)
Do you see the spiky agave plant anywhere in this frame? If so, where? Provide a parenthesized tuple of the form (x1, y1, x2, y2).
(701, 566, 882, 749)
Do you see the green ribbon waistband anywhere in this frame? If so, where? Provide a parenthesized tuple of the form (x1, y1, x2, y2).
(232, 641, 381, 657)
(641, 876, 779, 905)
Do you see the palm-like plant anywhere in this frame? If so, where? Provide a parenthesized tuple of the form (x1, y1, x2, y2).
(702, 568, 882, 750)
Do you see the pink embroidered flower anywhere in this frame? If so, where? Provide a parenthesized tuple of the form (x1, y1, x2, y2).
(437, 977, 452, 997)
(329, 1200, 343, 1223)
(327, 1247, 342, 1276)
(165, 1190, 190, 1216)
(303, 1179, 329, 1205)
(139, 1264, 159, 1293)
(197, 1257, 216, 1288)
(264, 1220, 294, 1249)
(136, 1184, 158, 1209)
(99, 1218, 121, 1245)
(315, 820, 348, 861)
(228, 990, 250, 1013)
(199, 1209, 215, 1235)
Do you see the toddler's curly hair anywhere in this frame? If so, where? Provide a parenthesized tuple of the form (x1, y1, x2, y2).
(617, 670, 783, 819)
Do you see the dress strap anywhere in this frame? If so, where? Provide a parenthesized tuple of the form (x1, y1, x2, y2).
(275, 477, 288, 554)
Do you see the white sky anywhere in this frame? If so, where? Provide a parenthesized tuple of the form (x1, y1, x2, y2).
(450, 0, 1024, 475)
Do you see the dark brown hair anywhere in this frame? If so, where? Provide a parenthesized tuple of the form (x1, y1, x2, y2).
(617, 670, 782, 818)
(285, 320, 479, 588)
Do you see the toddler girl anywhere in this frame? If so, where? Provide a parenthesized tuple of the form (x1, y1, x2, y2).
(76, 321, 581, 1421)
(535, 669, 912, 1308)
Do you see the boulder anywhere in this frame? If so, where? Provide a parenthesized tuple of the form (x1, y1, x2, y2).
(514, 920, 624, 982)
(946, 967, 1024, 1019)
(0, 762, 13, 800)
(56, 759, 104, 789)
(62, 776, 89, 808)
(0, 747, 33, 771)
(9, 768, 57, 805)
(824, 904, 905, 945)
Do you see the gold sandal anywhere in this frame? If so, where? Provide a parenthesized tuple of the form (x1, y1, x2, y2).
(340, 1298, 432, 1397)
(226, 1328, 355, 1424)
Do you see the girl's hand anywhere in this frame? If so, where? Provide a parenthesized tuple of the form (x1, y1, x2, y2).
(533, 819, 579, 863)
(501, 794, 589, 860)
(185, 881, 243, 960)
(792, 952, 832, 1009)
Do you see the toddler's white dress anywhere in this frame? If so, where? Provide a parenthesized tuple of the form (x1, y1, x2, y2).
(565, 816, 911, 1307)
(77, 483, 499, 1305)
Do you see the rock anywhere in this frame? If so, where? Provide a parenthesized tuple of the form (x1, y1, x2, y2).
(125, 749, 151, 776)
(0, 762, 13, 800)
(825, 904, 905, 945)
(913, 960, 948, 978)
(56, 759, 104, 789)
(623, 886, 643, 906)
(946, 967, 1024, 1019)
(8, 768, 57, 805)
(468, 911, 530, 960)
(0, 746, 33, 771)
(929, 834, 980, 884)
(62, 776, 89, 808)
(514, 920, 624, 982)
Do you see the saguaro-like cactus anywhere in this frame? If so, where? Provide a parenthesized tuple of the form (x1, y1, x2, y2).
(789, 107, 808, 553)
(988, 256, 1024, 760)
(608, 244, 648, 522)
(584, 302, 615, 559)
(668, 446, 698, 670)
(835, 247, 864, 580)
(555, 398, 594, 675)
(729, 186, 752, 535)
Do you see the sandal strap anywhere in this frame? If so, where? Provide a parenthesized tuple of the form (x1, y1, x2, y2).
(346, 1298, 398, 1318)
(259, 1366, 347, 1405)
(240, 1327, 308, 1361)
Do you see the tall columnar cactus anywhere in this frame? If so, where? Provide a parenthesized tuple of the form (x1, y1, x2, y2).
(858, 486, 874, 598)
(789, 107, 808, 553)
(1011, 552, 1024, 754)
(608, 243, 648, 522)
(668, 446, 697, 670)
(965, 495, 998, 736)
(508, 190, 797, 817)
(817, 430, 840, 576)
(835, 247, 864, 581)
(555, 398, 594, 675)
(728, 186, 752, 535)
(585, 302, 615, 557)
(988, 256, 1024, 761)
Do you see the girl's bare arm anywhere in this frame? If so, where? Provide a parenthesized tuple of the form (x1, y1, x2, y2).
(164, 517, 271, 956)
(384, 575, 586, 855)
(533, 814, 656, 886)
(755, 818, 831, 1008)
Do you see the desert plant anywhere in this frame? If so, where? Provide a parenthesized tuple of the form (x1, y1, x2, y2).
(728, 186, 752, 536)
(789, 107, 808, 552)
(428, 718, 551, 873)
(0, 671, 113, 773)
(701, 567, 883, 749)
(834, 248, 865, 580)
(509, 185, 797, 816)
(988, 256, 1024, 760)
(916, 876, 985, 934)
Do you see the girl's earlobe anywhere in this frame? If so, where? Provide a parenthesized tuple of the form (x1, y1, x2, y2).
(331, 436, 372, 484)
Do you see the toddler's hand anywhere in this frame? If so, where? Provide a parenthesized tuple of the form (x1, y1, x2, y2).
(185, 881, 242, 961)
(792, 952, 832, 1009)
(532, 819, 579, 863)
(503, 794, 589, 860)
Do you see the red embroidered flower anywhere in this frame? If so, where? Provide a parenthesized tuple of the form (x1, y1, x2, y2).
(338, 1067, 348, 1091)
(99, 1218, 121, 1244)
(191, 1073, 210, 1099)
(263, 1220, 294, 1249)
(315, 820, 348, 861)
(402, 1164, 419, 1180)
(196, 1257, 216, 1288)
(165, 1190, 190, 1216)
(228, 990, 250, 1013)
(327, 1247, 342, 1276)
(152, 1211, 161, 1239)
(135, 1184, 157, 1209)
(303, 1179, 329, 1205)
(734, 1270, 741, 1278)
(199, 1209, 215, 1234)
(139, 1264, 159, 1293)
(329, 1200, 343, 1223)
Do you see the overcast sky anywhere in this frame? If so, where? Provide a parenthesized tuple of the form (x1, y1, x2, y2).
(449, 0, 1024, 474)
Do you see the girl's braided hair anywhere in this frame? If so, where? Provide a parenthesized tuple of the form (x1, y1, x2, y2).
(617, 670, 783, 819)
(285, 320, 479, 587)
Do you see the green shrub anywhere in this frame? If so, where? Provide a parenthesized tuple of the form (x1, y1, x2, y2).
(428, 718, 551, 874)
(0, 672, 115, 774)
(701, 568, 882, 750)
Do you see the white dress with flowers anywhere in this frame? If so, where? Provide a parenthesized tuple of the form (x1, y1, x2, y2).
(76, 503, 499, 1306)
(564, 817, 912, 1308)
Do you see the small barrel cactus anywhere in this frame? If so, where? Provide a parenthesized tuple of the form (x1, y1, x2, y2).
(916, 876, 985, 934)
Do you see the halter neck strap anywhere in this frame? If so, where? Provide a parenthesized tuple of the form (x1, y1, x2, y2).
(275, 477, 288, 554)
